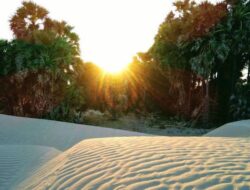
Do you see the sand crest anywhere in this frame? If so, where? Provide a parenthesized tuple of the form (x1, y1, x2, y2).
(0, 114, 147, 151)
(19, 137, 250, 190)
(205, 120, 250, 137)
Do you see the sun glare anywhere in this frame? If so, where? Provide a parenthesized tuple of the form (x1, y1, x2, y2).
(98, 61, 129, 74)
(91, 51, 132, 74)
(1, 0, 175, 75)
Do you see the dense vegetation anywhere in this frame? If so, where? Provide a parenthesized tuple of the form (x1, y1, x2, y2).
(129, 0, 250, 126)
(0, 2, 84, 121)
(0, 0, 249, 127)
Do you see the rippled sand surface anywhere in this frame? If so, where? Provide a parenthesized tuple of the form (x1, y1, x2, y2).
(0, 145, 60, 190)
(19, 137, 250, 190)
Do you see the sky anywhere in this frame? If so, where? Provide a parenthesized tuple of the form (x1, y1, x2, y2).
(0, 0, 219, 72)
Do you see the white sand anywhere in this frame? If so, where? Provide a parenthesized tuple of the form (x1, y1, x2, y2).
(19, 137, 250, 190)
(205, 120, 250, 137)
(1, 114, 250, 189)
(0, 114, 147, 190)
(0, 145, 60, 190)
(0, 114, 147, 150)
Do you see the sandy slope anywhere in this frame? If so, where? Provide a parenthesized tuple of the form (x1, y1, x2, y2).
(19, 137, 250, 190)
(1, 114, 250, 189)
(0, 145, 60, 190)
(205, 120, 250, 137)
(0, 114, 147, 190)
(0, 114, 147, 151)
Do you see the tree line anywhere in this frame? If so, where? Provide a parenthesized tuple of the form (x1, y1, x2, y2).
(0, 0, 249, 127)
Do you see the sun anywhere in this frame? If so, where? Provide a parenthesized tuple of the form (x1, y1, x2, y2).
(99, 62, 128, 74)
(92, 53, 131, 74)
(83, 36, 133, 74)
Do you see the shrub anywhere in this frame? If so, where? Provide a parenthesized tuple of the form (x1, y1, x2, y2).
(82, 109, 107, 125)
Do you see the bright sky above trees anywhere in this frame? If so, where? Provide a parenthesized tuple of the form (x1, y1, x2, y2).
(0, 0, 219, 72)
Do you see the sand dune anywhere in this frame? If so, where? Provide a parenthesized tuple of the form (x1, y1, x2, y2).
(205, 120, 250, 137)
(0, 114, 147, 151)
(0, 145, 60, 190)
(0, 114, 147, 190)
(1, 114, 250, 189)
(19, 137, 250, 190)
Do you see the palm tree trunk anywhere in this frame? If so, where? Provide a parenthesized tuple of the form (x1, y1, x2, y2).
(202, 79, 209, 127)
(247, 63, 250, 85)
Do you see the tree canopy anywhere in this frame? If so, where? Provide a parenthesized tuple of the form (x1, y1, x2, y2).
(0, 1, 84, 119)
(1, 0, 250, 125)
(131, 0, 250, 125)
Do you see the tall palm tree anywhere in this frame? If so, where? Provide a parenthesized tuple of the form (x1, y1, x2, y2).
(10, 1, 48, 40)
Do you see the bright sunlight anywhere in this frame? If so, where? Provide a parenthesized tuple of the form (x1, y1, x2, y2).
(0, 0, 173, 73)
(99, 61, 128, 73)
(95, 52, 131, 73)
(0, 0, 218, 72)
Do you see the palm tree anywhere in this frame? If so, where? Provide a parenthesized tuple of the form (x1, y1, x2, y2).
(10, 1, 48, 40)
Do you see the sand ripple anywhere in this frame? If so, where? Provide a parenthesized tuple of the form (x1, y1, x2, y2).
(19, 137, 250, 190)
(0, 145, 60, 190)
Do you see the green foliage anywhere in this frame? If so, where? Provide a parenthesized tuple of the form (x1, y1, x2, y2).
(0, 1, 84, 119)
(188, 0, 250, 122)
(189, 0, 250, 77)
(144, 0, 227, 120)
(143, 0, 250, 124)
(0, 40, 47, 75)
(46, 81, 85, 122)
(0, 37, 84, 117)
(229, 82, 250, 120)
(10, 1, 80, 55)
